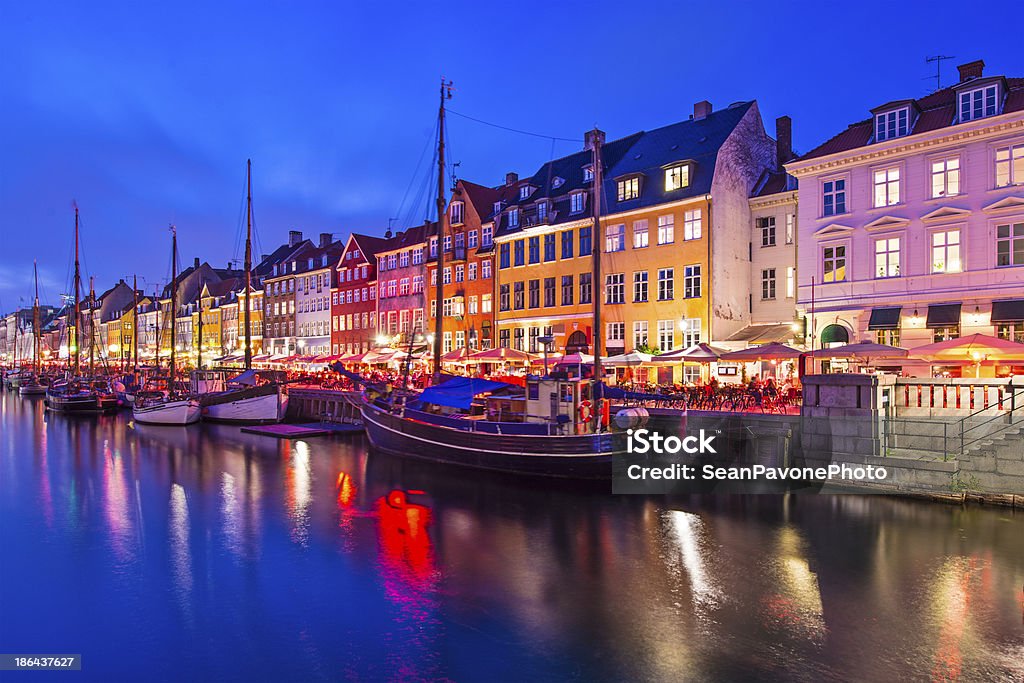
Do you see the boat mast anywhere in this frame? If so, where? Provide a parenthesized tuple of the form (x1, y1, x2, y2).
(73, 206, 81, 376)
(431, 78, 453, 384)
(88, 276, 95, 375)
(133, 274, 139, 371)
(33, 261, 40, 375)
(244, 159, 253, 370)
(590, 130, 604, 432)
(154, 287, 161, 370)
(170, 226, 178, 391)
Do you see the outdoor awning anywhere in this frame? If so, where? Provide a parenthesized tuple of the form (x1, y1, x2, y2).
(926, 303, 962, 328)
(418, 377, 512, 410)
(867, 307, 902, 330)
(820, 324, 850, 345)
(724, 323, 796, 343)
(991, 299, 1024, 323)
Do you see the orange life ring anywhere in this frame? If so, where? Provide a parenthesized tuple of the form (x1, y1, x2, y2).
(578, 400, 593, 423)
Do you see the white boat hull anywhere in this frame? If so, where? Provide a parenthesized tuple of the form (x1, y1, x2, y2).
(133, 399, 202, 425)
(203, 391, 287, 424)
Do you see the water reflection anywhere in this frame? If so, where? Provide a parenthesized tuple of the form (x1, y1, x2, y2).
(169, 482, 193, 624)
(284, 440, 312, 546)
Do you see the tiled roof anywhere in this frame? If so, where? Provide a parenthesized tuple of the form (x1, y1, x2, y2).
(799, 76, 1024, 161)
(752, 170, 797, 198)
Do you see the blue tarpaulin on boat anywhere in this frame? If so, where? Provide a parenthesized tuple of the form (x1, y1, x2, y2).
(418, 377, 511, 410)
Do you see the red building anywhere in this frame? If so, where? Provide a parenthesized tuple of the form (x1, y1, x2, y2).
(331, 233, 387, 356)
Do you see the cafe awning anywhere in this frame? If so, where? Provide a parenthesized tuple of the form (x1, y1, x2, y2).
(991, 299, 1024, 323)
(926, 303, 961, 328)
(724, 323, 796, 344)
(867, 307, 902, 330)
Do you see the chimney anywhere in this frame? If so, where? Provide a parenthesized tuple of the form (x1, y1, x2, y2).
(288, 230, 303, 247)
(319, 232, 332, 248)
(193, 257, 200, 269)
(261, 254, 268, 262)
(584, 129, 605, 150)
(957, 59, 985, 83)
(505, 172, 518, 187)
(693, 100, 712, 120)
(776, 116, 793, 169)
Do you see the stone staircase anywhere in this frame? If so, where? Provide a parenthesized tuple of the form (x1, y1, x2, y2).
(959, 421, 1024, 492)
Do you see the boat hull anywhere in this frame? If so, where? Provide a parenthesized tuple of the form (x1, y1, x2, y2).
(133, 399, 201, 425)
(19, 384, 47, 396)
(360, 398, 620, 479)
(201, 386, 287, 424)
(45, 391, 118, 414)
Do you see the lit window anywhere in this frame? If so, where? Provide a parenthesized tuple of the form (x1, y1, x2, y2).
(605, 224, 625, 252)
(873, 167, 901, 207)
(665, 165, 689, 192)
(931, 158, 961, 198)
(657, 215, 674, 244)
(786, 267, 795, 298)
(683, 209, 701, 241)
(995, 145, 1024, 188)
(617, 177, 640, 202)
(633, 220, 648, 248)
(519, 185, 531, 200)
(823, 245, 846, 283)
(959, 84, 999, 122)
(931, 230, 961, 273)
(996, 222, 1024, 267)
(583, 166, 593, 182)
(785, 214, 795, 244)
(875, 108, 909, 141)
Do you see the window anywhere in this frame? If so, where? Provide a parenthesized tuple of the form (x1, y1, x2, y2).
(570, 192, 586, 214)
(387, 254, 397, 270)
(499, 284, 510, 311)
(399, 251, 409, 268)
(681, 318, 701, 347)
(513, 282, 524, 309)
(605, 273, 625, 304)
(607, 322, 625, 344)
(583, 166, 593, 182)
(959, 84, 998, 122)
(931, 157, 961, 198)
(412, 248, 424, 265)
(442, 267, 451, 285)
(657, 268, 674, 300)
(455, 264, 464, 283)
(759, 216, 776, 246)
(450, 201, 464, 225)
(508, 208, 520, 228)
(468, 262, 477, 280)
(442, 332, 452, 353)
(514, 240, 525, 266)
(606, 224, 625, 252)
(683, 210, 701, 241)
(467, 230, 478, 249)
(997, 222, 1024, 266)
(786, 266, 796, 298)
(481, 293, 492, 313)
(443, 235, 452, 253)
(482, 225, 493, 247)
(537, 201, 548, 223)
(544, 277, 555, 307)
(499, 328, 510, 348)
(874, 237, 901, 278)
(633, 220, 649, 248)
(481, 260, 492, 279)
(579, 273, 592, 304)
(761, 268, 776, 299)
(528, 279, 540, 308)
(933, 325, 960, 343)
(995, 145, 1024, 187)
(633, 271, 648, 302)
(823, 245, 847, 283)
(561, 275, 574, 305)
(579, 226, 592, 256)
(657, 215, 674, 244)
(875, 108, 909, 141)
(633, 321, 648, 350)
(528, 236, 540, 264)
(665, 165, 689, 192)
(430, 237, 438, 258)
(561, 230, 574, 259)
(657, 320, 674, 352)
(520, 185, 531, 200)
(823, 178, 846, 216)
(931, 230, 961, 273)
(617, 177, 639, 202)
(399, 278, 410, 295)
(412, 275, 424, 293)
(997, 323, 1024, 343)
(528, 327, 540, 353)
(873, 167, 901, 207)
(499, 243, 511, 269)
(683, 265, 702, 298)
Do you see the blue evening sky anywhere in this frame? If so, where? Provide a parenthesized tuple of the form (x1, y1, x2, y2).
(0, 0, 1018, 310)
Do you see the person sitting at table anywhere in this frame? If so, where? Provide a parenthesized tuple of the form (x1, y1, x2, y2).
(747, 375, 763, 406)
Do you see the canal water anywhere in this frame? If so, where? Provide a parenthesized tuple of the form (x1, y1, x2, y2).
(1, 392, 1022, 682)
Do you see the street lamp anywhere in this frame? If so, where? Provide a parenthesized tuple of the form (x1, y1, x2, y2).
(538, 334, 555, 375)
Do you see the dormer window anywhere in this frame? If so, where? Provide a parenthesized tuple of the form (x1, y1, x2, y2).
(583, 166, 594, 182)
(493, 201, 503, 217)
(519, 185, 532, 200)
(570, 192, 586, 214)
(508, 207, 520, 228)
(450, 201, 464, 225)
(959, 84, 999, 122)
(616, 176, 641, 202)
(536, 200, 549, 223)
(308, 258, 314, 269)
(322, 255, 328, 267)
(664, 164, 690, 192)
(551, 176, 565, 189)
(875, 107, 910, 141)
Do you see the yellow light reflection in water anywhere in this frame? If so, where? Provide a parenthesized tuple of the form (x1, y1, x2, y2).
(285, 441, 312, 546)
(169, 483, 193, 624)
(761, 526, 826, 641)
(663, 510, 721, 614)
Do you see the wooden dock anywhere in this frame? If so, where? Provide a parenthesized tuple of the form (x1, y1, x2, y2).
(241, 424, 332, 439)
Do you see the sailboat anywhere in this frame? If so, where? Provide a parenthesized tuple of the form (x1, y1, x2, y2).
(19, 262, 48, 396)
(133, 226, 201, 425)
(344, 82, 627, 478)
(198, 160, 288, 424)
(47, 206, 119, 414)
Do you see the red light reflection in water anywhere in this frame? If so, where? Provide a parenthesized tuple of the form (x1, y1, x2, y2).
(375, 490, 435, 589)
(335, 472, 358, 539)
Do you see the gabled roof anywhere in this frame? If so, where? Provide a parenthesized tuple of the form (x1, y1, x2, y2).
(752, 169, 797, 198)
(799, 75, 1024, 161)
(377, 222, 432, 254)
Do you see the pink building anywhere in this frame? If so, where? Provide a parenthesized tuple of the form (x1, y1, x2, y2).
(787, 60, 1024, 376)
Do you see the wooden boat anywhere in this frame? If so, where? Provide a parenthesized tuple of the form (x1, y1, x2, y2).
(46, 379, 119, 413)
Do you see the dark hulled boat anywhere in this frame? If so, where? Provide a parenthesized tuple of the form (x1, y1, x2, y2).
(46, 380, 119, 414)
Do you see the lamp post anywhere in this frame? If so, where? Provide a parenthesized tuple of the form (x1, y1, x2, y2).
(538, 334, 555, 376)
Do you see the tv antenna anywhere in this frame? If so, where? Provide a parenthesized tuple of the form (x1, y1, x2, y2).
(926, 55, 955, 91)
